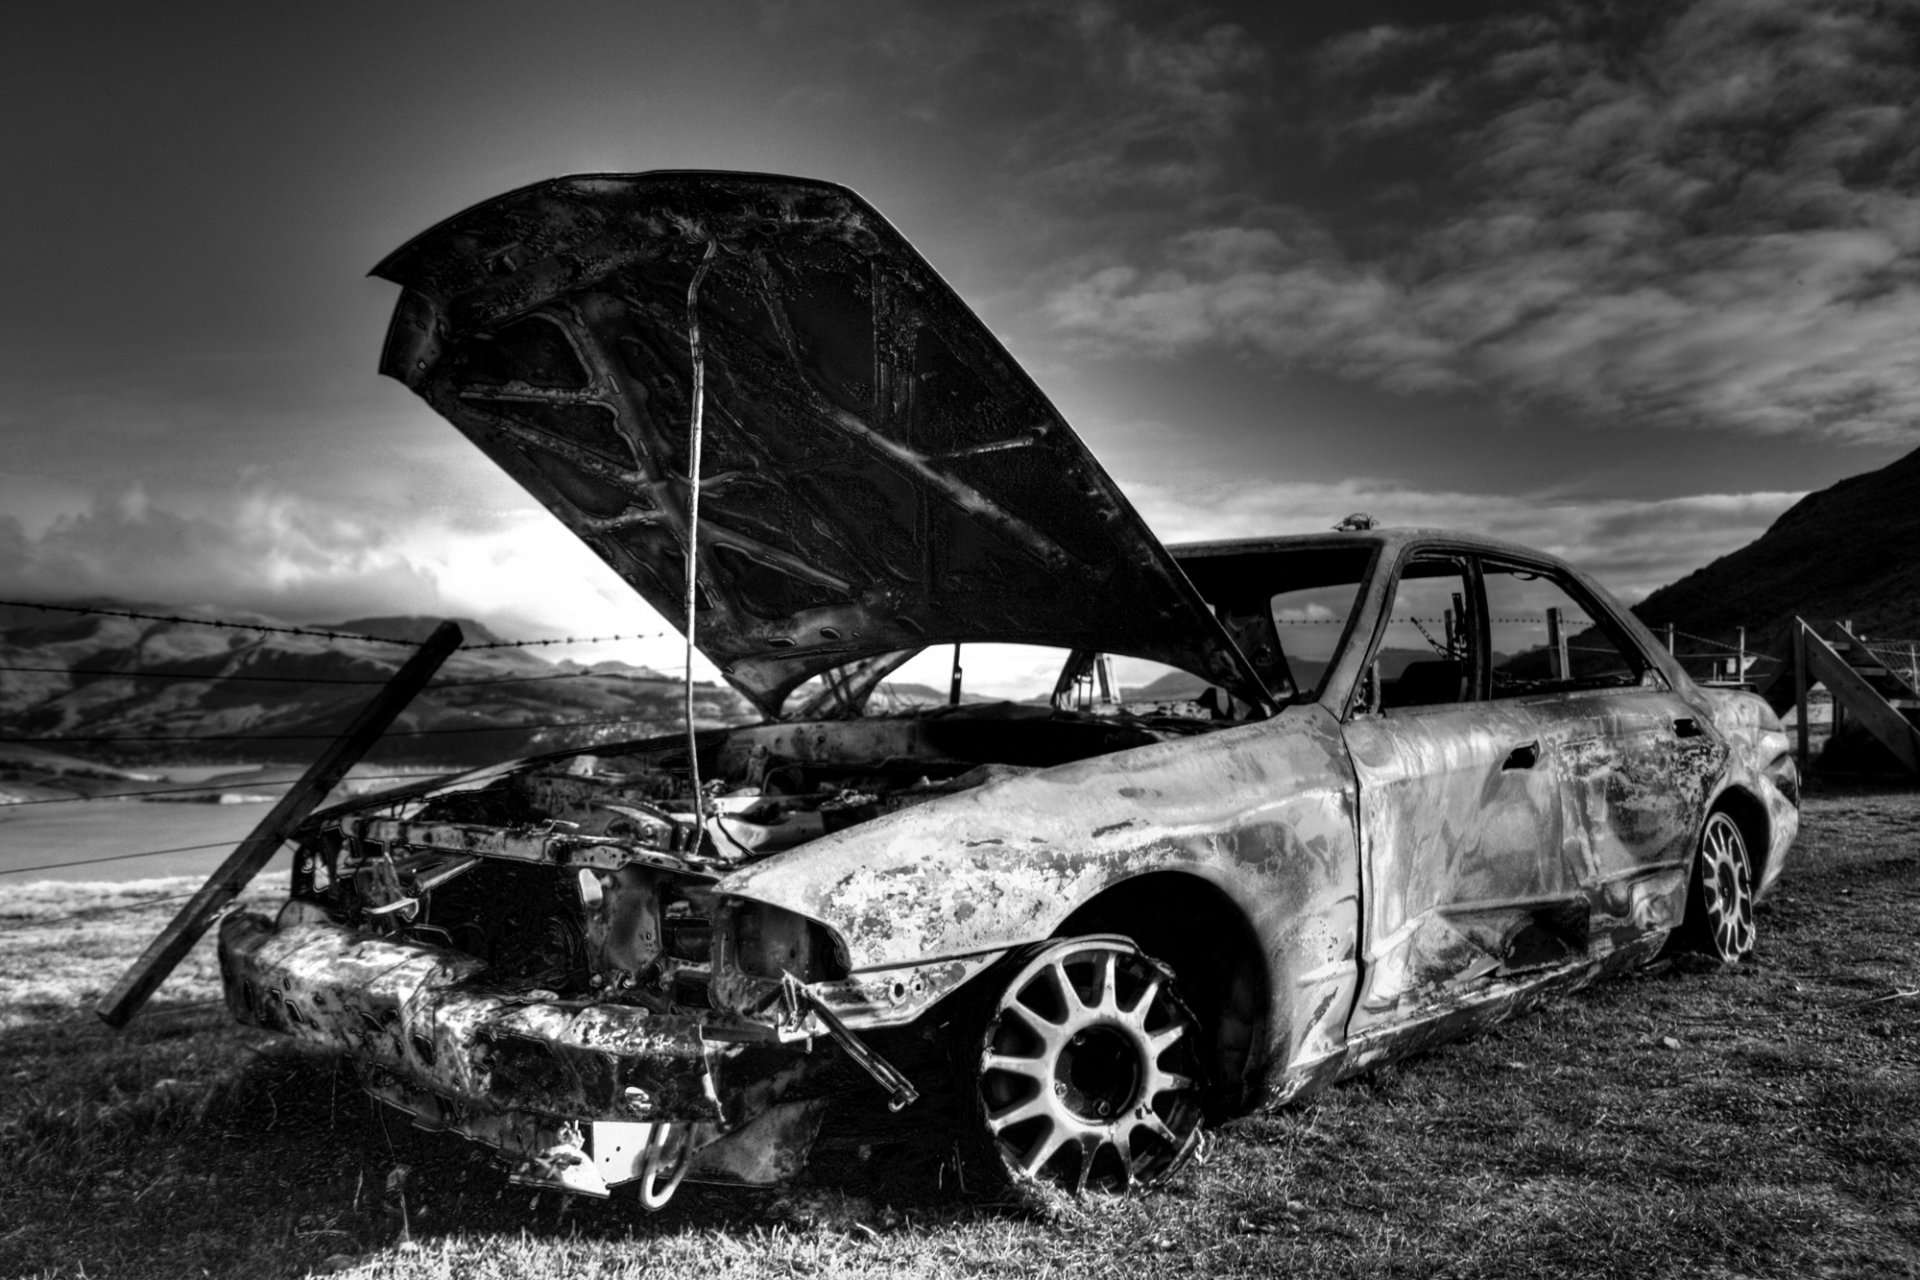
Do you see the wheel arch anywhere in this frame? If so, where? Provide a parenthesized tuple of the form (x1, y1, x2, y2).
(1709, 784, 1772, 884)
(1051, 869, 1273, 1120)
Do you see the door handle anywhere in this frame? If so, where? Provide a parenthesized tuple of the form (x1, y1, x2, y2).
(1673, 717, 1703, 739)
(1503, 741, 1539, 770)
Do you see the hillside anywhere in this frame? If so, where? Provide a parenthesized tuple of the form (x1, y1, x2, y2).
(0, 604, 754, 786)
(1633, 445, 1920, 656)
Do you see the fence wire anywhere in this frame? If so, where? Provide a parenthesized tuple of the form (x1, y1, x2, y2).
(0, 598, 673, 652)
(0, 596, 1816, 888)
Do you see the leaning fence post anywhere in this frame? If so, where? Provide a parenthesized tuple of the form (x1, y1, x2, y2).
(96, 620, 464, 1028)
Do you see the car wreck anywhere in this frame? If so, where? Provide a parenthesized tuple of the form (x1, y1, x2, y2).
(110, 172, 1800, 1206)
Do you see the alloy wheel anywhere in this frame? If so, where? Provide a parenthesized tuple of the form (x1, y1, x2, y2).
(975, 936, 1204, 1194)
(1697, 810, 1755, 962)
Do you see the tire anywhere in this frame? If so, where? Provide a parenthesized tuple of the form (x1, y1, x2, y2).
(1684, 809, 1756, 963)
(970, 935, 1205, 1195)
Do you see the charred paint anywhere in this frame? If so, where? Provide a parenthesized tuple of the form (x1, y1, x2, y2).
(220, 913, 826, 1130)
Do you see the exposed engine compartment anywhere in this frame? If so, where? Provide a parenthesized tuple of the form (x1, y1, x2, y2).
(292, 703, 1212, 1018)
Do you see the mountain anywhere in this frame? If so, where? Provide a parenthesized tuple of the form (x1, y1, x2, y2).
(0, 603, 754, 779)
(1633, 446, 1920, 657)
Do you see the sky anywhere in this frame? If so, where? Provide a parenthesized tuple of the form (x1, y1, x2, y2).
(3, 0, 1917, 680)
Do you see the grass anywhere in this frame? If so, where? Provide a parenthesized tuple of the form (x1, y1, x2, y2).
(2, 789, 1917, 1278)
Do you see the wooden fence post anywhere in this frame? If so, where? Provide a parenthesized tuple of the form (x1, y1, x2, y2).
(1794, 619, 1809, 775)
(1547, 607, 1567, 680)
(96, 620, 464, 1028)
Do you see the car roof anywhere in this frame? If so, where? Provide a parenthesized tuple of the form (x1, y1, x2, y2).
(1168, 527, 1569, 565)
(1168, 527, 1695, 697)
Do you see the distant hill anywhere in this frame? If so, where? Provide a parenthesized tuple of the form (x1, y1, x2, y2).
(0, 603, 754, 782)
(1634, 446, 1920, 657)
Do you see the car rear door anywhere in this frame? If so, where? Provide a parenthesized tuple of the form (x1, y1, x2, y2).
(1477, 558, 1728, 958)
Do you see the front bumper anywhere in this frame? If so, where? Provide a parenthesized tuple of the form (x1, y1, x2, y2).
(217, 912, 822, 1132)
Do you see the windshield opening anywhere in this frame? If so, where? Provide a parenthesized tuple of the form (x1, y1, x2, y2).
(1174, 543, 1377, 705)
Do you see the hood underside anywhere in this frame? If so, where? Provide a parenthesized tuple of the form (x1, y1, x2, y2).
(373, 171, 1264, 716)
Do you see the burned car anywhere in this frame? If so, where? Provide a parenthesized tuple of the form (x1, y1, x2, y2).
(186, 174, 1797, 1204)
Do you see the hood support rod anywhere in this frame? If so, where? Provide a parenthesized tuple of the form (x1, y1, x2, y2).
(681, 237, 720, 821)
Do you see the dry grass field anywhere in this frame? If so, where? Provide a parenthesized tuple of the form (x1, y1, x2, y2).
(1, 787, 1915, 1279)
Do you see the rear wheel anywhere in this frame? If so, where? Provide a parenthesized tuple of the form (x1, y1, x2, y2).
(1685, 809, 1755, 963)
(971, 936, 1205, 1195)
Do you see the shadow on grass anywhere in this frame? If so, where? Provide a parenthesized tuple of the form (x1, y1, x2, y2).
(0, 1006, 1023, 1278)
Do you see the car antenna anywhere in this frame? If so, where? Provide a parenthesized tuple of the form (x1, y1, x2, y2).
(682, 236, 720, 822)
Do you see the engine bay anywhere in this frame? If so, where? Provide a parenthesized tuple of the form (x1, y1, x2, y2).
(291, 703, 1209, 1013)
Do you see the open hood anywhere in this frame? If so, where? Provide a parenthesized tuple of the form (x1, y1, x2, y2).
(373, 171, 1266, 716)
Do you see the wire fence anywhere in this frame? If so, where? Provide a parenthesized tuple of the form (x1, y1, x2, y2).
(0, 597, 1826, 887)
(0, 598, 675, 651)
(0, 599, 710, 882)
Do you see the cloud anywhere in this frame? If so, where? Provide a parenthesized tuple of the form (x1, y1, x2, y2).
(1123, 472, 1803, 604)
(781, 0, 1269, 203)
(1039, 0, 1920, 443)
(0, 481, 687, 666)
(0, 483, 446, 619)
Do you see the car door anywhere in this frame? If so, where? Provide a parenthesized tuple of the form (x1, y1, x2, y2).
(1341, 548, 1589, 1046)
(1478, 558, 1728, 957)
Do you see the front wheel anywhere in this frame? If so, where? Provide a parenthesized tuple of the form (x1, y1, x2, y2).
(1685, 809, 1756, 963)
(971, 935, 1205, 1195)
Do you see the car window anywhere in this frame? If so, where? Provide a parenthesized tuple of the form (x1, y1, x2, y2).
(1176, 544, 1375, 705)
(1267, 581, 1362, 702)
(1372, 554, 1475, 711)
(863, 644, 1211, 716)
(1481, 562, 1644, 697)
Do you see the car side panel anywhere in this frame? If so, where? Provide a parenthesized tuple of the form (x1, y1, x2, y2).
(1555, 685, 1728, 956)
(1342, 700, 1586, 1046)
(717, 706, 1364, 1103)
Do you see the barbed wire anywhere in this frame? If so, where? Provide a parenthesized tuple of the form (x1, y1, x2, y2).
(0, 598, 677, 652)
(0, 661, 682, 689)
(0, 710, 684, 746)
(0, 600, 422, 646)
(464, 632, 674, 650)
(1278, 616, 1600, 626)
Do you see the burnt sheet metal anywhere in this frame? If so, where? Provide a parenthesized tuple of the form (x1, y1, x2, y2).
(371, 172, 1268, 717)
(1342, 688, 1732, 1039)
(356, 1066, 813, 1195)
(1695, 685, 1802, 900)
(683, 1098, 830, 1187)
(718, 703, 1363, 1103)
(219, 913, 822, 1129)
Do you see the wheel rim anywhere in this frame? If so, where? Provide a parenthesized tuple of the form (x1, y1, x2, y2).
(977, 938, 1204, 1194)
(1698, 811, 1755, 962)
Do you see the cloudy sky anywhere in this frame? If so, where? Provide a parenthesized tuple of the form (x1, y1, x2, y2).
(4, 0, 1916, 671)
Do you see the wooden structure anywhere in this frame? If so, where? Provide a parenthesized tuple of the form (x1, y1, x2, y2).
(1771, 619, 1920, 777)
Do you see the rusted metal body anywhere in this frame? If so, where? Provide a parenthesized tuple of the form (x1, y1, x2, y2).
(212, 529, 1799, 1198)
(190, 173, 1801, 1203)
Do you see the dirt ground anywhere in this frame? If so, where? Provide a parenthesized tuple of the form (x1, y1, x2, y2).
(0, 785, 1914, 1279)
